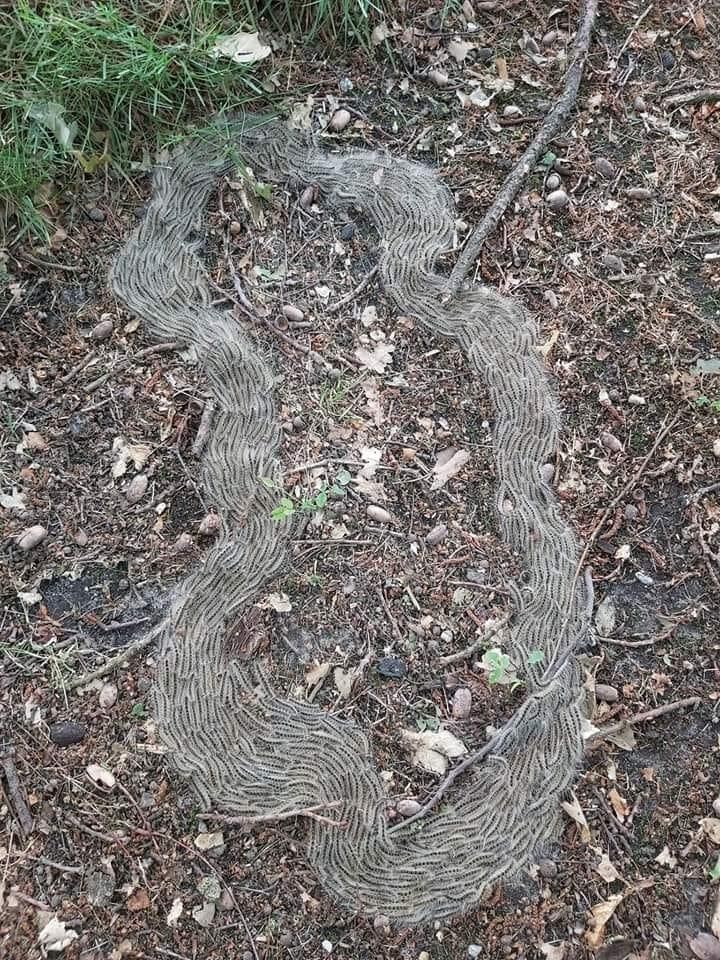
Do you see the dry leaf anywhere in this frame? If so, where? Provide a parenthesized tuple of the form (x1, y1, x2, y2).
(540, 944, 566, 960)
(210, 30, 271, 64)
(562, 792, 591, 842)
(594, 850, 621, 882)
(264, 591, 292, 613)
(401, 728, 467, 776)
(585, 893, 624, 948)
(127, 888, 150, 911)
(607, 787, 630, 821)
(86, 763, 116, 791)
(166, 897, 183, 927)
(431, 448, 470, 490)
(353, 475, 387, 501)
(654, 845, 677, 868)
(194, 831, 224, 851)
(38, 916, 79, 954)
(111, 436, 151, 478)
(305, 662, 331, 688)
(448, 39, 476, 62)
(359, 446, 382, 478)
(701, 818, 720, 845)
(690, 933, 720, 960)
(354, 341, 395, 373)
(192, 900, 216, 928)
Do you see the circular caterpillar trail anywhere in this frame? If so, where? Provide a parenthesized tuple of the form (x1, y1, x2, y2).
(112, 117, 590, 924)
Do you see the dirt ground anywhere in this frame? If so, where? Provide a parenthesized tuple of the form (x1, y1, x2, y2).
(2, 2, 720, 959)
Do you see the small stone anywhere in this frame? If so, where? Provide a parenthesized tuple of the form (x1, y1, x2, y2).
(292, 416, 305, 431)
(329, 109, 351, 132)
(229, 220, 242, 236)
(194, 831, 225, 852)
(419, 953, 431, 960)
(542, 30, 557, 45)
(197, 876, 222, 902)
(502, 104, 522, 118)
(377, 656, 407, 679)
(25, 431, 47, 451)
(633, 95, 646, 112)
(594, 157, 616, 179)
(468, 946, 482, 958)
(537, 858, 558, 878)
(340, 222, 355, 241)
(636, 570, 654, 586)
(339, 77, 354, 94)
(466, 566, 487, 584)
(98, 683, 118, 710)
(713, 796, 720, 817)
(595, 683, 619, 703)
(601, 253, 625, 275)
(546, 188, 569, 211)
(626, 186, 653, 200)
(429, 68, 449, 88)
(49, 721, 86, 746)
(192, 901, 215, 928)
(373, 914, 390, 936)
(87, 207, 105, 222)
(125, 473, 148, 504)
(553, 158, 572, 176)
(299, 185, 316, 209)
(659, 48, 675, 70)
(17, 525, 47, 551)
(198, 512, 221, 536)
(282, 304, 304, 324)
(396, 798, 422, 818)
(545, 172, 561, 191)
(600, 431, 623, 453)
(367, 504, 392, 524)
(322, 941, 333, 954)
(628, 394, 645, 405)
(173, 532, 194, 553)
(426, 523, 448, 546)
(90, 318, 114, 341)
(218, 889, 234, 912)
(713, 438, 720, 458)
(452, 687, 472, 719)
(75, 529, 88, 546)
(540, 463, 555, 483)
(544, 289, 559, 310)
(624, 504, 639, 521)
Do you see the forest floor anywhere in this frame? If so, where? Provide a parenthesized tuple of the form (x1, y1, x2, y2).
(2, 2, 720, 959)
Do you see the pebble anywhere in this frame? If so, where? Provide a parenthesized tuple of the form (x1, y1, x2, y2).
(537, 858, 558, 878)
(540, 463, 555, 483)
(90, 318, 114, 341)
(628, 394, 645, 405)
(87, 207, 105, 222)
(594, 157, 616, 179)
(198, 512, 221, 536)
(601, 253, 625, 275)
(636, 570, 654, 586)
(595, 683, 619, 703)
(26, 431, 47, 451)
(218, 889, 235, 912)
(426, 523, 448, 546)
(419, 953, 431, 960)
(633, 95, 646, 112)
(229, 220, 242, 236)
(714, 438, 720, 458)
(49, 720, 86, 746)
(546, 188, 569, 211)
(397, 798, 422, 818)
(373, 914, 390, 936)
(440, 629, 453, 643)
(468, 946, 482, 958)
(17, 525, 47, 552)
(282, 304, 304, 324)
(98, 682, 118, 710)
(329, 109, 351, 132)
(299, 185, 315, 209)
(292, 416, 305, 431)
(713, 796, 720, 817)
(367, 504, 392, 524)
(429, 68, 449, 88)
(660, 49, 675, 70)
(542, 30, 557, 45)
(173, 532, 194, 553)
(125, 473, 148, 504)
(503, 104, 522, 118)
(377, 656, 407, 679)
(600, 431, 623, 453)
(545, 173, 561, 191)
(626, 186, 653, 200)
(624, 504, 639, 521)
(466, 566, 487, 584)
(452, 687, 472, 719)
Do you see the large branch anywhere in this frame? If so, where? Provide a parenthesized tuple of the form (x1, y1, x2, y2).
(446, 0, 600, 294)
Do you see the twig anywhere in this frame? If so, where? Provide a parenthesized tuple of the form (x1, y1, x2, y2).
(327, 265, 379, 313)
(663, 87, 720, 107)
(83, 341, 180, 393)
(99, 616, 150, 634)
(437, 615, 510, 667)
(589, 696, 702, 741)
(377, 587, 404, 644)
(203, 801, 345, 828)
(59, 353, 96, 385)
(17, 855, 84, 875)
(601, 635, 656, 647)
(691, 481, 720, 502)
(1, 755, 34, 835)
(615, 3, 653, 61)
(192, 398, 216, 458)
(65, 627, 160, 690)
(446, 0, 599, 293)
(15, 253, 82, 273)
(591, 785, 633, 839)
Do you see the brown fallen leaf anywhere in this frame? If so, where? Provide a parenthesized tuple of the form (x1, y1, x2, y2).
(431, 447, 470, 490)
(586, 894, 624, 948)
(562, 792, 591, 843)
(127, 888, 150, 911)
(607, 787, 630, 821)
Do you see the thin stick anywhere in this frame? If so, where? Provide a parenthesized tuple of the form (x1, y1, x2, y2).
(1, 756, 34, 835)
(446, 0, 599, 293)
(437, 615, 510, 667)
(203, 801, 345, 828)
(327, 265, 379, 314)
(589, 696, 702, 741)
(65, 628, 159, 690)
(663, 87, 720, 107)
(84, 341, 180, 393)
(59, 353, 96, 385)
(16, 253, 82, 273)
(99, 616, 150, 634)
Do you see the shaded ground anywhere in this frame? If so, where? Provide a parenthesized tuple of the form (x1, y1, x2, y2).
(2, 2, 720, 959)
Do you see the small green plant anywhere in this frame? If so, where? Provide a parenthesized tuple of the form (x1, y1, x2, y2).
(696, 395, 720, 413)
(130, 702, 147, 719)
(271, 482, 345, 521)
(481, 648, 520, 689)
(710, 855, 720, 882)
(270, 496, 296, 521)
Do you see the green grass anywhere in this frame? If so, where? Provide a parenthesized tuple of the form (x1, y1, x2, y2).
(0, 0, 388, 243)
